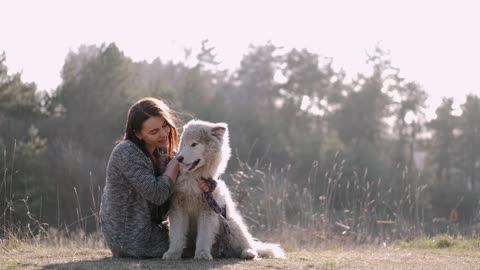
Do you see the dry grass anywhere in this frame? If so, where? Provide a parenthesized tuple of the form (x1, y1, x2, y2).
(2, 146, 480, 269)
(1, 242, 480, 270)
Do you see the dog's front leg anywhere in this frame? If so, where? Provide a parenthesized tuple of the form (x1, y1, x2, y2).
(162, 209, 189, 260)
(194, 212, 219, 260)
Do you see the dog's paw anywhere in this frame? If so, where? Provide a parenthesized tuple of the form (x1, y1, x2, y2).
(162, 249, 182, 260)
(194, 250, 213, 260)
(241, 248, 258, 260)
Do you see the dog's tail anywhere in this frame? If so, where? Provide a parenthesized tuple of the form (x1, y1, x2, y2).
(254, 240, 286, 258)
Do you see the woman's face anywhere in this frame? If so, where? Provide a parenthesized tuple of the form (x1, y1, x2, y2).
(136, 116, 170, 152)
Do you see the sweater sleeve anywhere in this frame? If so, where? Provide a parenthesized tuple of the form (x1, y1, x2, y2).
(118, 152, 174, 206)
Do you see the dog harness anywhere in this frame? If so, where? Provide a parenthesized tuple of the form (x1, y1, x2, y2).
(202, 177, 231, 256)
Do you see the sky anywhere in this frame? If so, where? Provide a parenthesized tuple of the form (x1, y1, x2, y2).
(1, 0, 479, 119)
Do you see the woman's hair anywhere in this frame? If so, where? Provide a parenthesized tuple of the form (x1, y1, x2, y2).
(123, 97, 179, 159)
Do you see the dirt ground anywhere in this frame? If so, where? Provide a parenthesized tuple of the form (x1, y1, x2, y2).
(1, 245, 480, 270)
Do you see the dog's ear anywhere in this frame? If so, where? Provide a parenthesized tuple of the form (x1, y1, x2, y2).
(211, 123, 228, 140)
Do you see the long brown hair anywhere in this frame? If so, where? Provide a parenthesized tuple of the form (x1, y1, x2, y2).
(123, 97, 179, 159)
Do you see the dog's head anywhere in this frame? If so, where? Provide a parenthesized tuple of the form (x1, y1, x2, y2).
(176, 120, 231, 176)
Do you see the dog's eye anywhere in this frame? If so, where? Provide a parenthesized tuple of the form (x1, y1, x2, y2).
(191, 143, 198, 147)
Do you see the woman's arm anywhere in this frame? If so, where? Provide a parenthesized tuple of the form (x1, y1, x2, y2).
(118, 153, 179, 205)
(163, 158, 179, 184)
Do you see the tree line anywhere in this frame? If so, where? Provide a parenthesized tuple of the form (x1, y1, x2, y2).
(1, 42, 479, 239)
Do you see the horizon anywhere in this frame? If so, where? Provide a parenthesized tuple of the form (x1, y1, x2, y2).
(1, 0, 479, 119)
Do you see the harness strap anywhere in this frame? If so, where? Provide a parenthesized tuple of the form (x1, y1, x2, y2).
(202, 177, 231, 257)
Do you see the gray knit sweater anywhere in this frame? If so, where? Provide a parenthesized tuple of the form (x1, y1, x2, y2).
(100, 140, 173, 258)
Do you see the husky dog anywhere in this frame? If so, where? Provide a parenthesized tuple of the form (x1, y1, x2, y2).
(162, 120, 285, 260)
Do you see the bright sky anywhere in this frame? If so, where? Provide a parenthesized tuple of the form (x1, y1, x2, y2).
(1, 0, 479, 119)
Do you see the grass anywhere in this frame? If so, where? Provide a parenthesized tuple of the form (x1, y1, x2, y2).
(2, 144, 480, 269)
(400, 234, 480, 249)
(1, 240, 480, 270)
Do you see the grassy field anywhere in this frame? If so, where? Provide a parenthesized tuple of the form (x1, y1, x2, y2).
(1, 238, 480, 270)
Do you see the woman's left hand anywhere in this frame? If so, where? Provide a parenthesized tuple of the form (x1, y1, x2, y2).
(197, 179, 210, 193)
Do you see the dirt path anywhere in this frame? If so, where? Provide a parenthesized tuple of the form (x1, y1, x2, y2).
(1, 245, 479, 270)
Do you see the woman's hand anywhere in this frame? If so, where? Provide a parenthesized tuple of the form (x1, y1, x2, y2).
(197, 177, 217, 193)
(164, 158, 180, 184)
(197, 179, 210, 193)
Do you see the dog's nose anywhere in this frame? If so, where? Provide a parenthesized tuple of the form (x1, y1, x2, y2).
(177, 156, 184, 163)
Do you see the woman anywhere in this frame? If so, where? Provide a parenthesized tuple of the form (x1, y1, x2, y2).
(99, 97, 210, 258)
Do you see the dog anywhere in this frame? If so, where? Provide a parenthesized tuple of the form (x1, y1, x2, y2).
(162, 120, 285, 260)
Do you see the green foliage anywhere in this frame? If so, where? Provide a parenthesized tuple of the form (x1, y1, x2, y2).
(54, 43, 135, 155)
(1, 42, 480, 242)
(427, 98, 458, 183)
(457, 95, 480, 190)
(0, 54, 46, 231)
(400, 234, 480, 249)
(0, 53, 39, 152)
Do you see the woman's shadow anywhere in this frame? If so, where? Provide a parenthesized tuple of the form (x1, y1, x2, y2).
(41, 256, 244, 270)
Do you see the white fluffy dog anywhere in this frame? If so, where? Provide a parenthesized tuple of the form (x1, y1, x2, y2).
(162, 120, 285, 260)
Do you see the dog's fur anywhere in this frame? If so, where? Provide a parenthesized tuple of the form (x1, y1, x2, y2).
(162, 120, 285, 260)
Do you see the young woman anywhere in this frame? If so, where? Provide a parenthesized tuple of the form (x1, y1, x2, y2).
(99, 97, 210, 258)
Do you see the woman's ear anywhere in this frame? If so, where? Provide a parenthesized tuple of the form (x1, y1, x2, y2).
(134, 130, 143, 141)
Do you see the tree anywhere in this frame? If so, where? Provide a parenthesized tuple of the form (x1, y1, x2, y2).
(390, 80, 427, 170)
(0, 53, 46, 232)
(53, 43, 136, 154)
(457, 95, 480, 191)
(224, 43, 285, 165)
(276, 48, 346, 180)
(38, 44, 138, 228)
(331, 47, 393, 176)
(427, 98, 458, 184)
(0, 52, 39, 150)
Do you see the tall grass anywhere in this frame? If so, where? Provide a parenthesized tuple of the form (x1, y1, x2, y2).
(224, 155, 479, 248)
(1, 144, 479, 250)
(0, 144, 104, 249)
